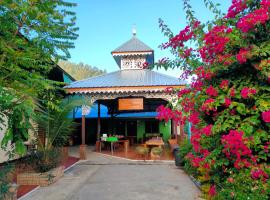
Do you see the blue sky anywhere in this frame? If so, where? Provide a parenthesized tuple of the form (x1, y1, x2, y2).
(69, 0, 231, 77)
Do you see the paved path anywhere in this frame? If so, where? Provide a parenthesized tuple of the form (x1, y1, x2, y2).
(22, 151, 201, 200)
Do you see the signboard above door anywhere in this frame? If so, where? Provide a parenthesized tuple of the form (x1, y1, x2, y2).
(118, 98, 144, 111)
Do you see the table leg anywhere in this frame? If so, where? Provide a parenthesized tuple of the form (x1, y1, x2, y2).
(111, 142, 113, 155)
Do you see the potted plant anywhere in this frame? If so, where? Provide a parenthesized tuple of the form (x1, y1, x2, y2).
(17, 98, 84, 186)
(135, 146, 149, 161)
(150, 147, 163, 160)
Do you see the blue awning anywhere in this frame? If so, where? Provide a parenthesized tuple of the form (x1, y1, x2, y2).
(69, 103, 157, 119)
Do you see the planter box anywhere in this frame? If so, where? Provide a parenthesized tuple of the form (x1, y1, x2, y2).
(17, 166, 64, 187)
(3, 184, 17, 200)
(150, 152, 161, 160)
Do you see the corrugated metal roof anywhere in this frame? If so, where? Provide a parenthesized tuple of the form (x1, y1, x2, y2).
(64, 69, 186, 89)
(112, 36, 153, 53)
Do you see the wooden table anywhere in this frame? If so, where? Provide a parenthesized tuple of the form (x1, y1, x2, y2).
(100, 140, 129, 155)
(144, 138, 165, 148)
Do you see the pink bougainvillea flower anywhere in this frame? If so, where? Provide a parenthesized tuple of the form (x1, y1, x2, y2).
(222, 130, 255, 169)
(230, 87, 236, 97)
(164, 87, 174, 94)
(201, 98, 216, 115)
(162, 25, 194, 49)
(240, 87, 257, 98)
(178, 88, 191, 97)
(199, 25, 232, 64)
(251, 169, 269, 181)
(142, 61, 149, 68)
(189, 112, 200, 125)
(156, 105, 173, 122)
(237, 7, 269, 33)
(225, 0, 247, 18)
(220, 80, 229, 89)
(224, 98, 232, 107)
(209, 185, 216, 197)
(236, 48, 250, 64)
(201, 124, 213, 136)
(206, 85, 218, 97)
(262, 110, 270, 122)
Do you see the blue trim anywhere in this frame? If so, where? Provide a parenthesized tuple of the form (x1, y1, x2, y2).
(69, 103, 157, 119)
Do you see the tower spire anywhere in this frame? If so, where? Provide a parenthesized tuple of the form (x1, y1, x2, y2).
(132, 25, 136, 36)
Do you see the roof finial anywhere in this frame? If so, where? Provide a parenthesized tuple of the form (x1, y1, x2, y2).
(132, 25, 136, 36)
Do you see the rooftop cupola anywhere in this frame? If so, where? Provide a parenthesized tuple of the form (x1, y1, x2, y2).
(111, 28, 154, 70)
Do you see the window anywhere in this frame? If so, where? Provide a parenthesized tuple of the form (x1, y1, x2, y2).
(145, 120, 159, 133)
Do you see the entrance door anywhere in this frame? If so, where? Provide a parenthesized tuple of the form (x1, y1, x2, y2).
(126, 120, 137, 136)
(116, 120, 125, 136)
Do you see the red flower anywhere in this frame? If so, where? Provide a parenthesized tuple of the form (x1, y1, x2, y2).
(230, 88, 236, 97)
(224, 98, 232, 107)
(202, 124, 213, 136)
(201, 98, 216, 115)
(240, 87, 256, 98)
(251, 169, 269, 181)
(220, 80, 229, 89)
(206, 85, 218, 97)
(209, 185, 216, 197)
(164, 87, 174, 94)
(156, 105, 173, 122)
(237, 7, 269, 33)
(199, 25, 232, 64)
(222, 130, 255, 169)
(163, 25, 194, 49)
(236, 48, 250, 64)
(178, 88, 191, 97)
(262, 110, 270, 122)
(226, 0, 247, 19)
(189, 112, 200, 125)
(143, 62, 149, 68)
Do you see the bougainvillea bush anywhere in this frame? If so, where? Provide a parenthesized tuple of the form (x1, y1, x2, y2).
(157, 0, 270, 199)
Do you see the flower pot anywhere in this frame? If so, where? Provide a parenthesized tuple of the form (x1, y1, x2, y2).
(173, 148, 182, 166)
(17, 166, 64, 187)
(3, 183, 17, 200)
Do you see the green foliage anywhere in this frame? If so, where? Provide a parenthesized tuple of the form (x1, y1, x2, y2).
(179, 139, 192, 165)
(0, 164, 14, 200)
(37, 97, 87, 150)
(0, 0, 78, 155)
(30, 148, 62, 173)
(58, 60, 106, 80)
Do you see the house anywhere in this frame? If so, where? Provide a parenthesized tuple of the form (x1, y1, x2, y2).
(64, 30, 186, 158)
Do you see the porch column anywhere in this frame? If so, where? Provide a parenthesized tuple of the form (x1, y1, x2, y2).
(95, 102, 101, 152)
(80, 111, 87, 160)
(97, 102, 101, 140)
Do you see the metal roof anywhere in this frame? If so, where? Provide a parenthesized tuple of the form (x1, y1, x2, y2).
(64, 69, 186, 89)
(112, 36, 153, 53)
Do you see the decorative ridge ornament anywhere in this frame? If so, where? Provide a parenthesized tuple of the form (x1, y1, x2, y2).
(132, 25, 137, 36)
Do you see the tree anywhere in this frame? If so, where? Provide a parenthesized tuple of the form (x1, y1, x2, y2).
(58, 60, 106, 80)
(157, 0, 270, 199)
(0, 0, 78, 155)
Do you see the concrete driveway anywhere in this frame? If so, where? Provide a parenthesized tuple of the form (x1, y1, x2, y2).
(22, 152, 201, 200)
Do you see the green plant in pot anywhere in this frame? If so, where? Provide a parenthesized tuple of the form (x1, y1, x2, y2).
(135, 146, 149, 160)
(33, 97, 87, 173)
(150, 147, 163, 160)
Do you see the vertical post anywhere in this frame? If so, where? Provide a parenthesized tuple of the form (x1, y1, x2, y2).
(95, 102, 101, 152)
(97, 102, 101, 140)
(82, 115, 86, 145)
(80, 113, 87, 160)
(110, 111, 114, 134)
